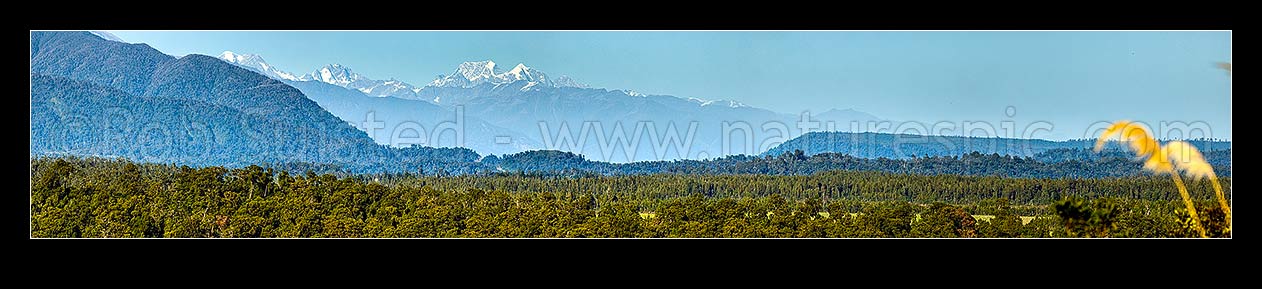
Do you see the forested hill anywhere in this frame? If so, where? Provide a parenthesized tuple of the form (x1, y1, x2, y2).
(29, 31, 483, 172)
(29, 156, 1233, 238)
(485, 148, 1230, 178)
(764, 131, 1231, 159)
(88, 146, 1223, 179)
(31, 73, 324, 166)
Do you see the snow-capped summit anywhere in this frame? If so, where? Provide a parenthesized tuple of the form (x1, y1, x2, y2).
(503, 63, 545, 82)
(427, 60, 588, 90)
(456, 60, 501, 81)
(89, 31, 126, 43)
(686, 97, 748, 108)
(218, 51, 301, 81)
(218, 51, 423, 100)
(299, 64, 424, 99)
(220, 51, 259, 65)
(709, 100, 748, 108)
(305, 64, 366, 87)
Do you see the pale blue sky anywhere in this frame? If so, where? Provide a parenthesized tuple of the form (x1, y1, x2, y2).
(108, 31, 1232, 140)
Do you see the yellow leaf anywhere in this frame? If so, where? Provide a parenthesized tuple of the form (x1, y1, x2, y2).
(1096, 120, 1158, 157)
(1095, 120, 1133, 152)
(1142, 147, 1173, 174)
(1163, 141, 1217, 180)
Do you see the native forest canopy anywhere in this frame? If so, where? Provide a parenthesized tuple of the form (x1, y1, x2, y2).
(31, 157, 1231, 238)
(30, 31, 1232, 238)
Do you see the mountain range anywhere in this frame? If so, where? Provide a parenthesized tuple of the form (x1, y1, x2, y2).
(219, 52, 539, 155)
(36, 31, 1226, 176)
(216, 50, 883, 162)
(31, 32, 380, 166)
(30, 31, 494, 173)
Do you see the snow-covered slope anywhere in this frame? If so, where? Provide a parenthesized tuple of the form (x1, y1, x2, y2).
(219, 51, 302, 81)
(218, 54, 886, 162)
(300, 64, 426, 100)
(282, 79, 541, 155)
(218, 51, 425, 100)
(426, 60, 588, 91)
(88, 31, 126, 43)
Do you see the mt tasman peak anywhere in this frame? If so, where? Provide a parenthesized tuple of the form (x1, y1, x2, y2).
(303, 64, 365, 86)
(426, 60, 588, 90)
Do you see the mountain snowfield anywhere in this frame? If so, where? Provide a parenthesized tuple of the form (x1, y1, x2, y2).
(220, 51, 427, 100)
(281, 79, 541, 156)
(88, 31, 126, 43)
(217, 50, 886, 162)
(427, 60, 589, 94)
(220, 51, 302, 81)
(218, 51, 539, 155)
(299, 64, 425, 100)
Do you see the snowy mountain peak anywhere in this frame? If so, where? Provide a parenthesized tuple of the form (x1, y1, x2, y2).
(309, 64, 365, 87)
(502, 63, 547, 83)
(89, 31, 126, 43)
(217, 52, 420, 100)
(317, 63, 354, 74)
(220, 51, 263, 66)
(711, 100, 748, 108)
(509, 63, 530, 73)
(293, 63, 425, 100)
(428, 60, 586, 89)
(687, 97, 748, 108)
(218, 51, 301, 81)
(455, 60, 501, 80)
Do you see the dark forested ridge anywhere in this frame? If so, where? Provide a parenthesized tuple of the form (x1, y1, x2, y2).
(30, 31, 378, 166)
(30, 157, 1231, 238)
(29, 31, 493, 173)
(428, 147, 1232, 178)
(764, 131, 1231, 159)
(32, 74, 287, 165)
